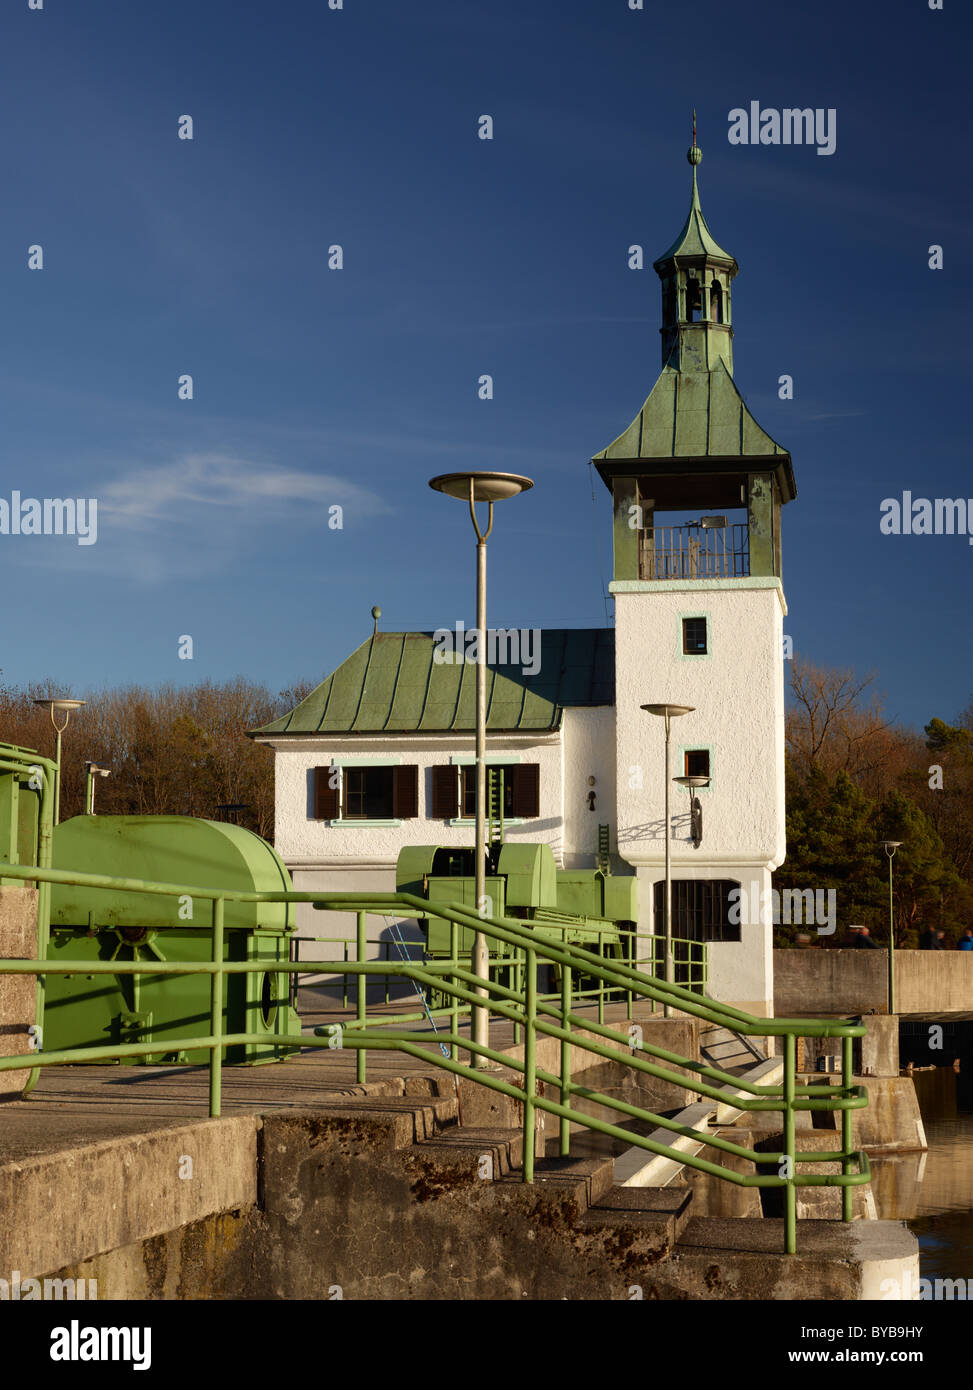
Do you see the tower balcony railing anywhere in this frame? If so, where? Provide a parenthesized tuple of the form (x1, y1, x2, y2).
(639, 523, 750, 581)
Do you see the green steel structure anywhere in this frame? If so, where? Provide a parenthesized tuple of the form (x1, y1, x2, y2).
(44, 815, 300, 1064)
(0, 857, 870, 1256)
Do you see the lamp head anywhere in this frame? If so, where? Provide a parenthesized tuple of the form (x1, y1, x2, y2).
(429, 471, 534, 503)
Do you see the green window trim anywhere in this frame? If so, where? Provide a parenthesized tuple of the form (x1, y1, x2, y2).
(678, 610, 712, 660)
(329, 818, 403, 828)
(679, 744, 713, 791)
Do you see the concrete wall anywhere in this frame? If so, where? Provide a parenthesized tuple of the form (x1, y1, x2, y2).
(0, 887, 37, 1101)
(774, 949, 973, 1019)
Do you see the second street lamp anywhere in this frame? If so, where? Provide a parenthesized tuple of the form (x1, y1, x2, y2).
(429, 470, 534, 1067)
(642, 703, 695, 1017)
(32, 697, 86, 826)
(880, 840, 902, 1015)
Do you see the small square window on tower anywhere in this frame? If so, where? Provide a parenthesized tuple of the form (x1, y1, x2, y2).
(685, 749, 710, 779)
(682, 617, 708, 654)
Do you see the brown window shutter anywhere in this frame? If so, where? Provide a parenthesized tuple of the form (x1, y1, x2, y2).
(314, 766, 340, 820)
(511, 763, 540, 818)
(431, 765, 459, 818)
(392, 765, 419, 819)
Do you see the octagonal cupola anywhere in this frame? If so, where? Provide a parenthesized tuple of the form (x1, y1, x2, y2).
(653, 119, 738, 373)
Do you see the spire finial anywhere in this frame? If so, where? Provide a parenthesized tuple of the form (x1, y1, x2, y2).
(688, 109, 702, 167)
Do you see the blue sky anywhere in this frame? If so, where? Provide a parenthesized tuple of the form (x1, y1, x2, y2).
(0, 0, 969, 731)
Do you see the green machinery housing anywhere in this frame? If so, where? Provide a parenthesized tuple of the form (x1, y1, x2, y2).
(45, 815, 301, 1064)
(396, 840, 639, 993)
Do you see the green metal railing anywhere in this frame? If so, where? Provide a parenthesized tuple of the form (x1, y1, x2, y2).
(0, 862, 869, 1254)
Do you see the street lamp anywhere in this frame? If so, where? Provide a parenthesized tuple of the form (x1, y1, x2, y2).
(429, 470, 534, 1066)
(642, 704, 695, 1016)
(673, 773, 709, 850)
(84, 762, 111, 815)
(32, 697, 86, 825)
(880, 840, 902, 1015)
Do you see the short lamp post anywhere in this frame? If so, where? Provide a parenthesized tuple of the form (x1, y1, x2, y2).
(880, 840, 902, 1016)
(429, 470, 533, 1067)
(32, 697, 86, 826)
(642, 703, 695, 1017)
(84, 762, 111, 815)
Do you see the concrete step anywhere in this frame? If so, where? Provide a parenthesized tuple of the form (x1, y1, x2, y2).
(587, 1184, 695, 1249)
(613, 1056, 784, 1188)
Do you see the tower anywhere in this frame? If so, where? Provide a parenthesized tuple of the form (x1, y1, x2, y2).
(593, 127, 796, 1015)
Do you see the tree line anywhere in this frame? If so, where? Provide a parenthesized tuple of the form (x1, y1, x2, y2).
(775, 660, 973, 948)
(0, 676, 313, 843)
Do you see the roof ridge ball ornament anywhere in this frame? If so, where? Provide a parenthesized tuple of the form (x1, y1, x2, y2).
(371, 605, 381, 636)
(429, 470, 534, 1068)
(689, 107, 702, 166)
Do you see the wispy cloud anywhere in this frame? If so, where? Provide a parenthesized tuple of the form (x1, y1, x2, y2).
(98, 452, 385, 527)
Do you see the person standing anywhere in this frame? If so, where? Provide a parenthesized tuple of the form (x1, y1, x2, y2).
(958, 929, 973, 952)
(852, 926, 880, 949)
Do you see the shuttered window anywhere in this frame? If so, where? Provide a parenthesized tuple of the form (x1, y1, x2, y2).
(313, 767, 340, 820)
(313, 765, 418, 820)
(431, 765, 459, 818)
(511, 763, 540, 818)
(457, 764, 540, 819)
(392, 765, 419, 819)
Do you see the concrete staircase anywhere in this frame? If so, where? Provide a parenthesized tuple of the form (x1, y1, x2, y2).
(613, 1026, 783, 1188)
(243, 1082, 913, 1300)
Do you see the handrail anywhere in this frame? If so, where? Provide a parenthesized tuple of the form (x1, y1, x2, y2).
(0, 861, 869, 1254)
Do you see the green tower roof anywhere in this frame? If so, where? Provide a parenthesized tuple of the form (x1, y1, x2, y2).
(653, 152, 737, 269)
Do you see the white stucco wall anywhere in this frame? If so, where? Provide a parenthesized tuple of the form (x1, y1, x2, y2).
(561, 706, 617, 869)
(612, 579, 787, 1014)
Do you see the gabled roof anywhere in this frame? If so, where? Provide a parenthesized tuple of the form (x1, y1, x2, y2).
(252, 629, 615, 737)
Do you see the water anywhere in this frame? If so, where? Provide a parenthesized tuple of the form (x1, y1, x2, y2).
(869, 1068, 973, 1281)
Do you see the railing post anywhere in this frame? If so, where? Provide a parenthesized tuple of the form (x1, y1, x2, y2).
(356, 910, 367, 1085)
(784, 1032, 796, 1254)
(523, 947, 536, 1182)
(842, 1033, 853, 1222)
(450, 922, 461, 1061)
(209, 897, 224, 1119)
(513, 946, 522, 1046)
(597, 929, 605, 1028)
(559, 962, 571, 1157)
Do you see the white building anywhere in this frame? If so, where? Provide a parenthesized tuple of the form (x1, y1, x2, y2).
(252, 138, 795, 1015)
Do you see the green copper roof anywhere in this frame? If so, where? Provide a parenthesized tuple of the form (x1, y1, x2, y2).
(593, 360, 789, 463)
(654, 153, 737, 268)
(252, 629, 615, 737)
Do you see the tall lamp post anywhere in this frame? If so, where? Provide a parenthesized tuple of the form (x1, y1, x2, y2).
(642, 704, 695, 1017)
(429, 471, 533, 1066)
(880, 840, 902, 1015)
(33, 697, 86, 825)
